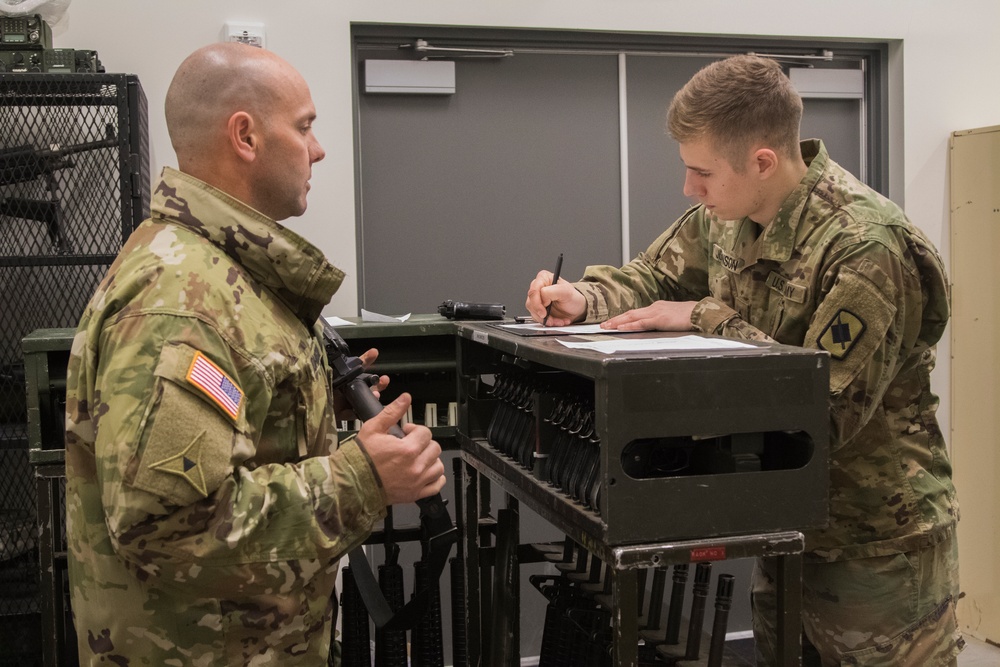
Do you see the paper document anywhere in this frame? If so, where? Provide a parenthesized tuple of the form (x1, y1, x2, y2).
(360, 309, 411, 323)
(557, 334, 755, 354)
(324, 316, 356, 327)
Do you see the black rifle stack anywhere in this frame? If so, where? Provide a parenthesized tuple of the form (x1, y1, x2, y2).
(338, 566, 371, 667)
(486, 369, 604, 511)
(409, 559, 445, 667)
(532, 539, 739, 666)
(374, 543, 407, 667)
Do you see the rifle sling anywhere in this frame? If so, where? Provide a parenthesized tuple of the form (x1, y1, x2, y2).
(347, 519, 454, 632)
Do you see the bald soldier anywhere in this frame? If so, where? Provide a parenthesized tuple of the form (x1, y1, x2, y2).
(527, 55, 961, 665)
(64, 43, 446, 665)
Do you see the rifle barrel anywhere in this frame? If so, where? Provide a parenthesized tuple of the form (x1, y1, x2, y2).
(0, 135, 117, 186)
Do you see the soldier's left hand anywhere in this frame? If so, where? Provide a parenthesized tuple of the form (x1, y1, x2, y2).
(334, 347, 390, 422)
(602, 300, 698, 332)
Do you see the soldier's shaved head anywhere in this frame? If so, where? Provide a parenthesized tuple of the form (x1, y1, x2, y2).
(165, 43, 297, 167)
(163, 42, 324, 219)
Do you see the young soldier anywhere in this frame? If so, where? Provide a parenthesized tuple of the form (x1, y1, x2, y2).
(526, 55, 961, 666)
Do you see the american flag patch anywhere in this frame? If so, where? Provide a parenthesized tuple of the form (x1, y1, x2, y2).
(186, 351, 244, 420)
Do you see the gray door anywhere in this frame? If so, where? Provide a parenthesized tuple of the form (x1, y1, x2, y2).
(353, 28, 880, 658)
(357, 49, 866, 314)
(357, 51, 621, 316)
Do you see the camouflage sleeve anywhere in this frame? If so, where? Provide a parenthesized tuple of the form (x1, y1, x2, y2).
(93, 314, 386, 593)
(691, 297, 776, 343)
(801, 239, 946, 447)
(574, 208, 712, 323)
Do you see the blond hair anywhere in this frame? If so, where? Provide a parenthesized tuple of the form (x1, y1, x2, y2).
(667, 55, 802, 170)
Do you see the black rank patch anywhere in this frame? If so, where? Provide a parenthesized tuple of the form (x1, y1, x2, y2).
(818, 309, 866, 360)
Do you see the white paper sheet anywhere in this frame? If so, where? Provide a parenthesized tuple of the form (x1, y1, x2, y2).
(556, 334, 755, 354)
(324, 316, 356, 327)
(360, 309, 411, 323)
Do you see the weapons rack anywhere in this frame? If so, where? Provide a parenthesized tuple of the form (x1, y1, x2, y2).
(459, 455, 807, 667)
(2, 73, 149, 666)
(25, 315, 831, 666)
(454, 322, 831, 666)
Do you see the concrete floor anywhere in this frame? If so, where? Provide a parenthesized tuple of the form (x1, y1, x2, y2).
(702, 633, 1000, 666)
(960, 635, 1000, 666)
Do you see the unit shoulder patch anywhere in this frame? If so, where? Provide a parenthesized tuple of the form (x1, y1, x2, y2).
(130, 344, 239, 506)
(818, 309, 866, 360)
(148, 430, 210, 497)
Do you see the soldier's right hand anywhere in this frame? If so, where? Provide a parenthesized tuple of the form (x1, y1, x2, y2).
(356, 393, 446, 505)
(525, 269, 586, 326)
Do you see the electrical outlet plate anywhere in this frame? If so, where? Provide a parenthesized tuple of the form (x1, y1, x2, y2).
(222, 22, 265, 49)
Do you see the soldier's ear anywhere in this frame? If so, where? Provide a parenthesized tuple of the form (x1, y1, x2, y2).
(227, 111, 257, 163)
(753, 147, 778, 179)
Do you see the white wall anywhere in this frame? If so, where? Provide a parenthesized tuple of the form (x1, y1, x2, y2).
(50, 0, 1000, 434)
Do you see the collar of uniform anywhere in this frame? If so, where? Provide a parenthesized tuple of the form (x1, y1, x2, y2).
(150, 167, 345, 323)
(753, 139, 828, 264)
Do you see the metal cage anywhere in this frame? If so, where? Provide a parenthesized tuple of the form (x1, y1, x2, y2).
(0, 72, 149, 667)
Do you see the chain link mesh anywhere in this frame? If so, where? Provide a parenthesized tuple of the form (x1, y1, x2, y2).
(0, 72, 149, 665)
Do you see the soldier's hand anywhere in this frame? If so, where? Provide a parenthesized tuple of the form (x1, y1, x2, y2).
(602, 300, 698, 332)
(357, 347, 390, 397)
(525, 270, 586, 326)
(356, 393, 446, 505)
(333, 347, 389, 422)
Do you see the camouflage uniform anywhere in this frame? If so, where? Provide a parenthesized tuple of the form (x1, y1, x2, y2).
(65, 167, 387, 665)
(575, 140, 962, 665)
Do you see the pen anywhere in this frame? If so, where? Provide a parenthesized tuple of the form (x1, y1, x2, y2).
(542, 252, 563, 326)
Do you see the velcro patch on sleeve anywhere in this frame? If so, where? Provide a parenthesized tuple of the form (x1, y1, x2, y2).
(186, 351, 244, 420)
(131, 377, 235, 505)
(129, 344, 239, 506)
(805, 265, 895, 394)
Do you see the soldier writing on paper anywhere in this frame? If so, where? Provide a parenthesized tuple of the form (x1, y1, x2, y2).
(525, 55, 961, 666)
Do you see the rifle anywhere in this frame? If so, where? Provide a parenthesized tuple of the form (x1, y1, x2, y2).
(0, 123, 117, 254)
(448, 456, 468, 667)
(321, 319, 458, 632)
(374, 543, 407, 667)
(338, 566, 372, 667)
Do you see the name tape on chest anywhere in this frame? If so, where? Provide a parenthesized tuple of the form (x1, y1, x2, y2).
(712, 244, 745, 273)
(818, 309, 866, 360)
(186, 351, 244, 420)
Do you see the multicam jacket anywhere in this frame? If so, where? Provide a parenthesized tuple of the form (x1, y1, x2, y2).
(65, 167, 387, 665)
(575, 140, 957, 560)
